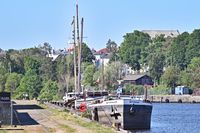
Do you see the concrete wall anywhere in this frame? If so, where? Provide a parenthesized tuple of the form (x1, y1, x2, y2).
(148, 95, 200, 103)
(0, 102, 11, 125)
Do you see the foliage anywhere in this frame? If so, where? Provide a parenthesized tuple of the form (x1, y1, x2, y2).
(5, 73, 22, 92)
(161, 66, 180, 88)
(179, 70, 192, 87)
(106, 39, 118, 53)
(124, 83, 135, 94)
(124, 84, 144, 95)
(39, 80, 59, 101)
(16, 69, 42, 99)
(191, 68, 200, 89)
(169, 32, 189, 70)
(186, 29, 200, 64)
(2, 28, 200, 98)
(103, 62, 123, 91)
(149, 85, 169, 95)
(149, 53, 165, 84)
(119, 30, 151, 70)
(24, 56, 40, 74)
(82, 64, 96, 86)
(109, 52, 120, 63)
(0, 66, 8, 92)
(188, 57, 200, 71)
(81, 43, 95, 63)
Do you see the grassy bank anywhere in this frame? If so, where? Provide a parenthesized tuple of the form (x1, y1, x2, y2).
(42, 104, 116, 133)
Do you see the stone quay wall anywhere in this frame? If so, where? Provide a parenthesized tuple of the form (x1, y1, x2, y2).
(148, 95, 200, 103)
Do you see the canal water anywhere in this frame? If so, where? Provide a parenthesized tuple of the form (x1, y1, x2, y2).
(132, 103, 200, 133)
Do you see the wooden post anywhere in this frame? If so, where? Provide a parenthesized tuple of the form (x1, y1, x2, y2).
(72, 16, 77, 93)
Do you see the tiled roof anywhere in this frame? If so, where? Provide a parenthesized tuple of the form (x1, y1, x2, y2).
(142, 30, 180, 38)
(94, 48, 109, 55)
(123, 74, 147, 81)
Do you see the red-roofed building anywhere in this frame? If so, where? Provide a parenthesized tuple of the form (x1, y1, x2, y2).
(94, 48, 109, 55)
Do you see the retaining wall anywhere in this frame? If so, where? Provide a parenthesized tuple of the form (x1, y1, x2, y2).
(148, 95, 200, 103)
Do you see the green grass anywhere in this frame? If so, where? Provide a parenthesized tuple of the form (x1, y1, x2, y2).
(0, 130, 7, 133)
(59, 124, 76, 133)
(47, 107, 115, 133)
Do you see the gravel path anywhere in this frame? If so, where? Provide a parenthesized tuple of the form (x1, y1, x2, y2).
(10, 100, 94, 133)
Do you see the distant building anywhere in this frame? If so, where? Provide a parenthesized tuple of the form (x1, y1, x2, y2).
(122, 74, 154, 86)
(142, 30, 180, 38)
(0, 48, 6, 58)
(94, 48, 111, 68)
(47, 49, 68, 61)
(175, 86, 190, 95)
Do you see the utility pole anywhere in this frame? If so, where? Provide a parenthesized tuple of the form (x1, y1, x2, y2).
(9, 63, 13, 126)
(72, 16, 77, 93)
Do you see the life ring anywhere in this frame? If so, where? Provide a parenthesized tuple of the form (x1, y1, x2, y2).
(79, 103, 87, 112)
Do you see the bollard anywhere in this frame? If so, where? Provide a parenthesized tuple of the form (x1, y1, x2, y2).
(165, 99, 169, 103)
(161, 97, 163, 103)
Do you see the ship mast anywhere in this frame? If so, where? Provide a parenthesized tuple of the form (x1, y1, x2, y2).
(73, 1, 83, 94)
(72, 16, 77, 93)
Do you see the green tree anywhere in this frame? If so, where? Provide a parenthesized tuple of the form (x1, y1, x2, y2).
(103, 62, 123, 91)
(106, 39, 118, 53)
(39, 80, 58, 101)
(149, 53, 165, 84)
(186, 29, 200, 64)
(82, 64, 96, 87)
(188, 57, 200, 71)
(170, 32, 189, 70)
(0, 66, 8, 92)
(16, 70, 42, 99)
(179, 70, 192, 87)
(161, 66, 180, 88)
(81, 43, 95, 63)
(119, 30, 151, 71)
(38, 42, 52, 54)
(192, 68, 200, 89)
(24, 56, 40, 74)
(5, 73, 22, 92)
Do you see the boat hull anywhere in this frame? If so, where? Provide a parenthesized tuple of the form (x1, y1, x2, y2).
(89, 99, 152, 130)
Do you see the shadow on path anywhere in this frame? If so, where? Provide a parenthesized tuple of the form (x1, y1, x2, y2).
(15, 112, 39, 125)
(14, 104, 44, 110)
(13, 104, 43, 126)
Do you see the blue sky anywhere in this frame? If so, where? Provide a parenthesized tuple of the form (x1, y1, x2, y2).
(0, 0, 200, 50)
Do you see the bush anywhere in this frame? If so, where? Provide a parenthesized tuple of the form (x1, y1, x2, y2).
(124, 84, 144, 95)
(149, 85, 169, 95)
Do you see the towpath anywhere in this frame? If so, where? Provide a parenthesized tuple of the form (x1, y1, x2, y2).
(1, 100, 97, 133)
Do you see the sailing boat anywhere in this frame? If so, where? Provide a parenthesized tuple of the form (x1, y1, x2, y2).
(63, 2, 108, 109)
(63, 2, 153, 130)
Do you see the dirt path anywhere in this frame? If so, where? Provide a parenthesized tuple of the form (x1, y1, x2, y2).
(4, 100, 94, 133)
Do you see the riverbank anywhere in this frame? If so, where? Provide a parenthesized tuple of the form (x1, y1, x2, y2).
(148, 95, 200, 103)
(1, 100, 117, 133)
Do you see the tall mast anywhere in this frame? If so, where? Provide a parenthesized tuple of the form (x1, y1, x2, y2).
(72, 16, 77, 93)
(76, 3, 81, 93)
(78, 18, 83, 93)
(102, 59, 105, 91)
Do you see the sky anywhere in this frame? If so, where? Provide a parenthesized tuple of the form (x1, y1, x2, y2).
(0, 0, 200, 50)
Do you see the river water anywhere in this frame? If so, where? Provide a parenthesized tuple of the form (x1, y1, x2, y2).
(131, 103, 200, 133)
